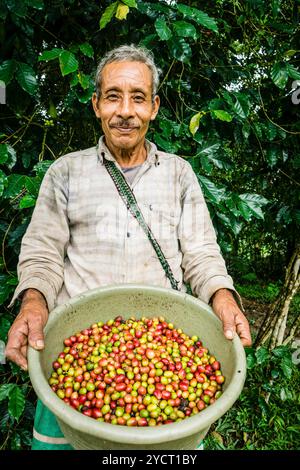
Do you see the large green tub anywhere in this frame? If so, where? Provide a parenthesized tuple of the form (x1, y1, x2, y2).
(28, 284, 246, 450)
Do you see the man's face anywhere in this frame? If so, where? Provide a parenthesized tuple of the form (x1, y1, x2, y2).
(92, 61, 160, 152)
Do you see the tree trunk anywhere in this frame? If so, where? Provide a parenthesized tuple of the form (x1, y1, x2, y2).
(255, 244, 300, 348)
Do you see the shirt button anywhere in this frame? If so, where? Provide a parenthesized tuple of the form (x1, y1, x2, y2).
(127, 232, 130, 238)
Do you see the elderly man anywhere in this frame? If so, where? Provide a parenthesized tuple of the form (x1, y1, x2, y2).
(6, 44, 251, 449)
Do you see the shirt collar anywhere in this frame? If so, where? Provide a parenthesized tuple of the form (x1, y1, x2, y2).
(96, 135, 160, 167)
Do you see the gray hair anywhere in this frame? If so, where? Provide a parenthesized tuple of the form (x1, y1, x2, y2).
(95, 44, 161, 102)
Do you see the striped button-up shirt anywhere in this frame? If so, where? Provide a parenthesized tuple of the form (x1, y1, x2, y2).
(9, 136, 238, 312)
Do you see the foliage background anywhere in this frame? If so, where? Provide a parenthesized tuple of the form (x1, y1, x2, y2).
(0, 0, 299, 450)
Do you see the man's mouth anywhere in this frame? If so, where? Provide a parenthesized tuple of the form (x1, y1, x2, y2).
(110, 125, 138, 133)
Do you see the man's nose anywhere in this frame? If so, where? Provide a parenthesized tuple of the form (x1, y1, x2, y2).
(117, 96, 134, 119)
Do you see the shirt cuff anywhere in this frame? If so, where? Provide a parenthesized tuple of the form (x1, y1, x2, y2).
(198, 275, 244, 311)
(8, 277, 56, 312)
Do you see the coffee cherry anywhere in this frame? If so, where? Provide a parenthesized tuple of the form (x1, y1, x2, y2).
(49, 316, 225, 427)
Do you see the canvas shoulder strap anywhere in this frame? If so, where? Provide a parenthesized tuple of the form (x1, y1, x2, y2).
(103, 157, 179, 291)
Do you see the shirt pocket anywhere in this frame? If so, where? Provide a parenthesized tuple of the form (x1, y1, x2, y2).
(140, 202, 180, 259)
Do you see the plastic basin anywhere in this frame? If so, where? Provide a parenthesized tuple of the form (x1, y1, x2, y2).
(28, 284, 246, 450)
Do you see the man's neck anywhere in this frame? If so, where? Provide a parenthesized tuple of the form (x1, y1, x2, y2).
(104, 138, 147, 168)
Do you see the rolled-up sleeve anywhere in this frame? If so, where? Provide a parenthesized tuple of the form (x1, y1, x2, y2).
(8, 162, 69, 312)
(179, 162, 241, 305)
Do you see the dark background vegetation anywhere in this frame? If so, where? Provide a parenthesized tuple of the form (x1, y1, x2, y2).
(0, 0, 299, 450)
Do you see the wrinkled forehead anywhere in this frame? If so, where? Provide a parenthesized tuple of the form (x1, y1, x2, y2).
(101, 61, 153, 94)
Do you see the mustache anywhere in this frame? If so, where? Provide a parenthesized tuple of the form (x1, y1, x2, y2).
(110, 120, 138, 128)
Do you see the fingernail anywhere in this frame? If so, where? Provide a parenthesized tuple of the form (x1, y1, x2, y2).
(36, 340, 44, 348)
(225, 330, 233, 339)
(21, 365, 28, 371)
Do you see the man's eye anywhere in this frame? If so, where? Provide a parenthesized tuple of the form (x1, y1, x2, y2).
(134, 96, 145, 102)
(107, 94, 118, 100)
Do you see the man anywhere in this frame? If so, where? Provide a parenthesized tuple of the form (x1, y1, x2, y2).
(6, 44, 251, 449)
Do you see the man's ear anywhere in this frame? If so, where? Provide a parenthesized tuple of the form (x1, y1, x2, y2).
(150, 95, 160, 121)
(92, 92, 101, 119)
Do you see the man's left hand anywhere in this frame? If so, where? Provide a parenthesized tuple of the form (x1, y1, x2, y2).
(211, 288, 252, 347)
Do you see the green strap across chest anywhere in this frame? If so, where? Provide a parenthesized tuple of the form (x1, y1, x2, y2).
(103, 157, 179, 291)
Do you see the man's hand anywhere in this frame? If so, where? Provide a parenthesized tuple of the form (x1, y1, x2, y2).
(211, 288, 252, 347)
(5, 288, 49, 371)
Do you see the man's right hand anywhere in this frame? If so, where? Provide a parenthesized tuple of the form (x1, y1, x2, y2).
(5, 288, 49, 371)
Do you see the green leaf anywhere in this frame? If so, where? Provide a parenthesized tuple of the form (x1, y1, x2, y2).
(169, 37, 192, 63)
(8, 386, 25, 421)
(25, 176, 41, 197)
(197, 141, 220, 158)
(5, 144, 16, 170)
(237, 193, 269, 221)
(177, 4, 218, 33)
(115, 3, 129, 20)
(246, 352, 256, 369)
(18, 428, 33, 447)
(33, 160, 52, 178)
(19, 194, 36, 209)
(70, 73, 79, 88)
(154, 134, 179, 154)
(7, 0, 27, 17)
(25, 0, 44, 10)
(266, 147, 280, 168)
(3, 174, 25, 198)
(264, 122, 277, 141)
(206, 152, 233, 171)
(0, 144, 8, 164)
(258, 396, 269, 415)
(59, 51, 79, 76)
(255, 347, 269, 365)
(0, 316, 11, 342)
(284, 49, 297, 57)
(15, 62, 37, 95)
(271, 63, 288, 89)
(286, 64, 300, 80)
(78, 72, 90, 90)
(233, 98, 247, 119)
(75, 86, 94, 104)
(48, 98, 58, 119)
(11, 432, 22, 450)
(38, 48, 63, 62)
(0, 60, 17, 84)
(100, 2, 118, 30)
(139, 34, 157, 49)
(0, 274, 14, 304)
(173, 21, 197, 40)
(272, 345, 290, 359)
(7, 221, 29, 248)
(189, 112, 205, 136)
(242, 122, 251, 139)
(155, 17, 172, 41)
(212, 109, 233, 122)
(79, 43, 94, 58)
(121, 0, 137, 7)
(280, 356, 293, 379)
(137, 1, 169, 17)
(271, 369, 279, 379)
(0, 169, 7, 197)
(197, 175, 226, 205)
(0, 384, 15, 402)
(221, 212, 243, 235)
(217, 212, 241, 236)
(0, 143, 17, 170)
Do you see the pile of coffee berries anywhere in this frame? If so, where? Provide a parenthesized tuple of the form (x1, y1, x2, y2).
(49, 316, 225, 426)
